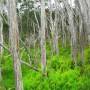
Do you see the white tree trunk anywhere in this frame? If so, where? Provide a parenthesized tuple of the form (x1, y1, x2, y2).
(0, 9, 3, 55)
(0, 0, 3, 81)
(41, 0, 46, 75)
(7, 0, 23, 90)
(63, 0, 77, 65)
(50, 0, 59, 54)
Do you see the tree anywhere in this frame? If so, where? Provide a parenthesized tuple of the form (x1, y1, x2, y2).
(50, 0, 59, 54)
(7, 0, 23, 90)
(41, 0, 46, 75)
(63, 0, 78, 65)
(0, 0, 3, 81)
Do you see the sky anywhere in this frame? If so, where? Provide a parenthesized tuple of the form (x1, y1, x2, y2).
(51, 0, 75, 7)
(51, 0, 55, 4)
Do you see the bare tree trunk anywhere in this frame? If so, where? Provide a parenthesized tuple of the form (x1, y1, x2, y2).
(0, 0, 3, 81)
(78, 0, 89, 43)
(50, 0, 59, 54)
(0, 17, 3, 81)
(75, 0, 89, 64)
(85, 0, 90, 43)
(54, 1, 59, 54)
(41, 0, 46, 75)
(7, 0, 23, 90)
(0, 2, 3, 55)
(63, 0, 77, 65)
(61, 11, 66, 48)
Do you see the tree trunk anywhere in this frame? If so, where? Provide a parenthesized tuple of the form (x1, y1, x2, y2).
(41, 0, 46, 75)
(63, 0, 77, 65)
(50, 0, 59, 54)
(7, 0, 23, 90)
(0, 0, 3, 81)
(75, 0, 88, 64)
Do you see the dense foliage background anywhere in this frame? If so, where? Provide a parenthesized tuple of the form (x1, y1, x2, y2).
(0, 0, 90, 90)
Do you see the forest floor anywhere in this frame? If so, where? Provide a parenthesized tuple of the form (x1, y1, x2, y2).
(0, 45, 90, 90)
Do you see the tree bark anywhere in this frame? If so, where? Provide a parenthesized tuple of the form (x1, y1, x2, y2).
(0, 0, 3, 81)
(41, 0, 46, 75)
(50, 0, 59, 54)
(63, 0, 77, 65)
(7, 0, 23, 90)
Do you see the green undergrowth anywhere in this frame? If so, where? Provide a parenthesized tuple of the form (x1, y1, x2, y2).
(0, 46, 90, 90)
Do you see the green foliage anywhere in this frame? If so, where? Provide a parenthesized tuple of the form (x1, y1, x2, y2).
(1, 51, 15, 90)
(84, 46, 90, 64)
(77, 76, 90, 90)
(1, 47, 90, 90)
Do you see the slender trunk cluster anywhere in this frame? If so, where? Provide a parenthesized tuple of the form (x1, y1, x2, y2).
(63, 0, 78, 65)
(75, 0, 89, 64)
(50, 0, 59, 54)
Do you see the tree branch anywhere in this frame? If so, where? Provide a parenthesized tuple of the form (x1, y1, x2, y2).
(0, 43, 10, 52)
(0, 43, 40, 72)
(20, 60, 41, 72)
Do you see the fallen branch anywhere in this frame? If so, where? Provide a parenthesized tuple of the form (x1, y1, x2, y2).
(19, 38, 32, 63)
(20, 60, 41, 72)
(0, 43, 40, 72)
